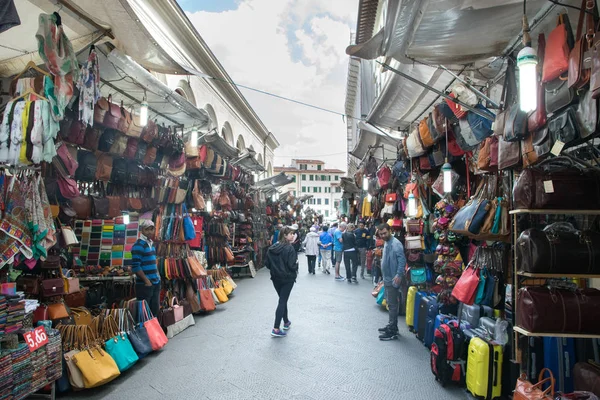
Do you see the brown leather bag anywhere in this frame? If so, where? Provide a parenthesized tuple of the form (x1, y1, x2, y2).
(477, 136, 497, 172)
(528, 33, 547, 132)
(103, 95, 122, 130)
(574, 362, 600, 397)
(95, 153, 113, 182)
(48, 302, 69, 320)
(186, 157, 202, 170)
(513, 369, 555, 400)
(107, 196, 122, 218)
(513, 157, 600, 209)
(71, 196, 92, 219)
(83, 126, 102, 151)
(67, 120, 86, 145)
(64, 288, 87, 308)
(117, 101, 132, 134)
(568, 0, 594, 89)
(516, 223, 600, 274)
(141, 119, 158, 143)
(93, 97, 110, 126)
(124, 137, 138, 159)
(109, 134, 128, 156)
(518, 286, 600, 334)
(497, 135, 521, 170)
(143, 146, 157, 165)
(521, 134, 539, 168)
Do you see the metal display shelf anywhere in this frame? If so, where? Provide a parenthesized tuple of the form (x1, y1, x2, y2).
(510, 209, 600, 215)
(514, 326, 600, 339)
(517, 271, 600, 279)
(78, 276, 134, 282)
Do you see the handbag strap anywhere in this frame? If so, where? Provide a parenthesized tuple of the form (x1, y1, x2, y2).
(576, 0, 587, 41)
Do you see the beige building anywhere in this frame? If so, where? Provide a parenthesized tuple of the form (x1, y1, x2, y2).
(275, 159, 344, 220)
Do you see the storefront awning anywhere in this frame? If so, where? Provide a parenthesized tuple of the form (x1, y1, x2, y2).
(198, 130, 240, 160)
(254, 172, 294, 190)
(350, 122, 401, 163)
(0, 0, 188, 78)
(232, 149, 265, 173)
(340, 177, 361, 195)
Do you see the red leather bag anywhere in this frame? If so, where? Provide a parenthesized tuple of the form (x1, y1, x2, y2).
(513, 369, 555, 400)
(450, 264, 480, 305)
(103, 95, 122, 130)
(67, 120, 86, 145)
(444, 93, 467, 119)
(542, 14, 572, 82)
(377, 166, 391, 188)
(385, 193, 397, 203)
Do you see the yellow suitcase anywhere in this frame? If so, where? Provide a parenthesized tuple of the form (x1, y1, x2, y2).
(405, 286, 417, 328)
(466, 337, 503, 399)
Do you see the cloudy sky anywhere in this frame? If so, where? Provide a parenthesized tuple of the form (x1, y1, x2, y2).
(178, 0, 359, 171)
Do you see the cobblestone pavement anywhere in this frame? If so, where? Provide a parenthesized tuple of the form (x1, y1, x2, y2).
(63, 256, 472, 400)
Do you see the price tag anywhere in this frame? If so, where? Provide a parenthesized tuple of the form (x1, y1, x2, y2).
(551, 140, 565, 156)
(543, 180, 555, 194)
(23, 326, 49, 352)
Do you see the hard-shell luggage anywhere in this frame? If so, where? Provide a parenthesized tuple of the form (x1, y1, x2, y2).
(431, 321, 467, 387)
(544, 336, 575, 393)
(466, 337, 503, 400)
(461, 303, 494, 328)
(406, 286, 418, 329)
(424, 297, 440, 349)
(418, 296, 434, 342)
(502, 323, 520, 398)
(526, 337, 545, 384)
(413, 291, 428, 334)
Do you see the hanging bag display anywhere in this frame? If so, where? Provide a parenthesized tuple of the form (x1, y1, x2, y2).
(451, 262, 480, 305)
(568, 0, 595, 89)
(543, 14, 573, 82)
(529, 33, 548, 132)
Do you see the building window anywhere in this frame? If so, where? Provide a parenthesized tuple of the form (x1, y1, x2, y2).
(335, 187, 341, 193)
(325, 199, 329, 205)
(319, 187, 322, 193)
(317, 165, 322, 171)
(325, 210, 329, 217)
(302, 174, 306, 180)
(291, 176, 296, 182)
(321, 175, 326, 181)
(302, 186, 306, 193)
(309, 175, 314, 181)
(315, 175, 319, 181)
(335, 175, 339, 181)
(328, 176, 331, 181)
(313, 187, 317, 193)
(300, 164, 307, 170)
(317, 199, 321, 205)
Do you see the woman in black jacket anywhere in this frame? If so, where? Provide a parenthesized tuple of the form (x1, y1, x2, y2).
(265, 226, 298, 337)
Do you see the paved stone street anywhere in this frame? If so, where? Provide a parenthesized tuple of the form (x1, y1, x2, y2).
(63, 256, 471, 400)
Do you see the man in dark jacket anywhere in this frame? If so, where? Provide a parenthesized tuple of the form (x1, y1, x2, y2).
(265, 226, 298, 337)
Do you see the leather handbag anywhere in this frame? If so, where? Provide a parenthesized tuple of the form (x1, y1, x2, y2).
(545, 77, 576, 114)
(497, 134, 521, 170)
(71, 195, 92, 219)
(406, 127, 427, 158)
(83, 126, 102, 151)
(517, 222, 600, 274)
(140, 301, 168, 350)
(63, 269, 80, 294)
(456, 118, 479, 150)
(513, 369, 555, 400)
(574, 362, 600, 397)
(72, 344, 121, 388)
(513, 157, 600, 210)
(16, 275, 40, 295)
(33, 305, 48, 324)
(426, 112, 444, 144)
(405, 235, 423, 250)
(548, 105, 579, 145)
(75, 151, 97, 183)
(42, 278, 65, 297)
(65, 289, 87, 308)
(444, 92, 467, 119)
(592, 31, 600, 98)
(568, 0, 595, 89)
(135, 141, 147, 162)
(125, 312, 152, 358)
(517, 286, 600, 334)
(192, 180, 205, 210)
(98, 129, 117, 153)
(111, 157, 127, 184)
(103, 314, 139, 372)
(529, 33, 548, 132)
(143, 146, 157, 165)
(103, 95, 122, 130)
(543, 14, 572, 82)
(123, 137, 138, 159)
(109, 134, 128, 156)
(503, 104, 528, 142)
(198, 287, 216, 311)
(71, 307, 92, 326)
(418, 117, 435, 148)
(449, 179, 489, 235)
(93, 96, 110, 126)
(118, 102, 132, 134)
(466, 104, 495, 142)
(477, 136, 498, 172)
(451, 263, 480, 305)
(95, 153, 113, 181)
(56, 142, 79, 176)
(532, 126, 552, 160)
(521, 133, 539, 168)
(577, 89, 598, 139)
(141, 119, 158, 143)
(48, 302, 69, 320)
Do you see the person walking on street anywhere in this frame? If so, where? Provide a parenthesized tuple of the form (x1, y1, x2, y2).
(342, 223, 360, 283)
(132, 220, 161, 318)
(354, 221, 371, 279)
(329, 223, 338, 265)
(333, 222, 346, 281)
(302, 227, 320, 274)
(318, 226, 332, 274)
(377, 224, 406, 341)
(265, 226, 299, 338)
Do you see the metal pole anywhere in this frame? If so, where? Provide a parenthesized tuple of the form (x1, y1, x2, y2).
(377, 62, 495, 122)
(439, 65, 499, 108)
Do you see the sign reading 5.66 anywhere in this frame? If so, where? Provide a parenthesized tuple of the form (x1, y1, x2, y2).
(23, 326, 48, 352)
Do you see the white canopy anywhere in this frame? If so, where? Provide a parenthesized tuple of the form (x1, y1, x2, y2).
(350, 121, 402, 162)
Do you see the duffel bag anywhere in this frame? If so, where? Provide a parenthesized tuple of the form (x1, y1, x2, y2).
(517, 287, 600, 334)
(513, 156, 600, 210)
(517, 222, 600, 274)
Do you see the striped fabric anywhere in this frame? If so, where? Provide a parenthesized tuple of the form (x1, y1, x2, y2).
(131, 238, 160, 284)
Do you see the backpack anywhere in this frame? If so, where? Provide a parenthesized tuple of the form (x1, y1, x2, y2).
(74, 151, 97, 182)
(430, 321, 466, 387)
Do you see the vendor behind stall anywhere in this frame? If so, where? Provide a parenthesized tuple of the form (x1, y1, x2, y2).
(132, 219, 161, 317)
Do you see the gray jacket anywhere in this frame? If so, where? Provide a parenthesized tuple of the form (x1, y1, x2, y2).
(381, 237, 406, 284)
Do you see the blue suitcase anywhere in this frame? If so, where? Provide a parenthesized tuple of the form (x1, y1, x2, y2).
(413, 291, 428, 334)
(434, 314, 454, 334)
(417, 296, 435, 342)
(543, 337, 575, 393)
(424, 298, 440, 349)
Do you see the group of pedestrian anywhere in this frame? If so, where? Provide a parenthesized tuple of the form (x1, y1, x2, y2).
(264, 220, 406, 341)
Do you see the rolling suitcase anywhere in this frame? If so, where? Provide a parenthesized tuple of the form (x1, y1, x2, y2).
(434, 314, 453, 334)
(466, 337, 503, 400)
(431, 321, 467, 387)
(417, 296, 434, 342)
(413, 291, 428, 334)
(544, 337, 575, 393)
(526, 337, 545, 384)
(406, 286, 417, 329)
(461, 303, 493, 328)
(424, 297, 440, 349)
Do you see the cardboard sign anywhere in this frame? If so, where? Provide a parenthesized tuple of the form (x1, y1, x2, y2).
(23, 326, 48, 352)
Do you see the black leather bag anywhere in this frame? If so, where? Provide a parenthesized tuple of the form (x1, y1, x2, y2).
(74, 151, 97, 183)
(548, 105, 579, 145)
(504, 104, 528, 142)
(517, 222, 600, 274)
(111, 158, 127, 184)
(532, 126, 553, 159)
(98, 129, 117, 153)
(545, 77, 576, 114)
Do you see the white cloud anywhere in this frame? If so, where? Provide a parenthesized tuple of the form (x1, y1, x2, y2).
(184, 0, 358, 171)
